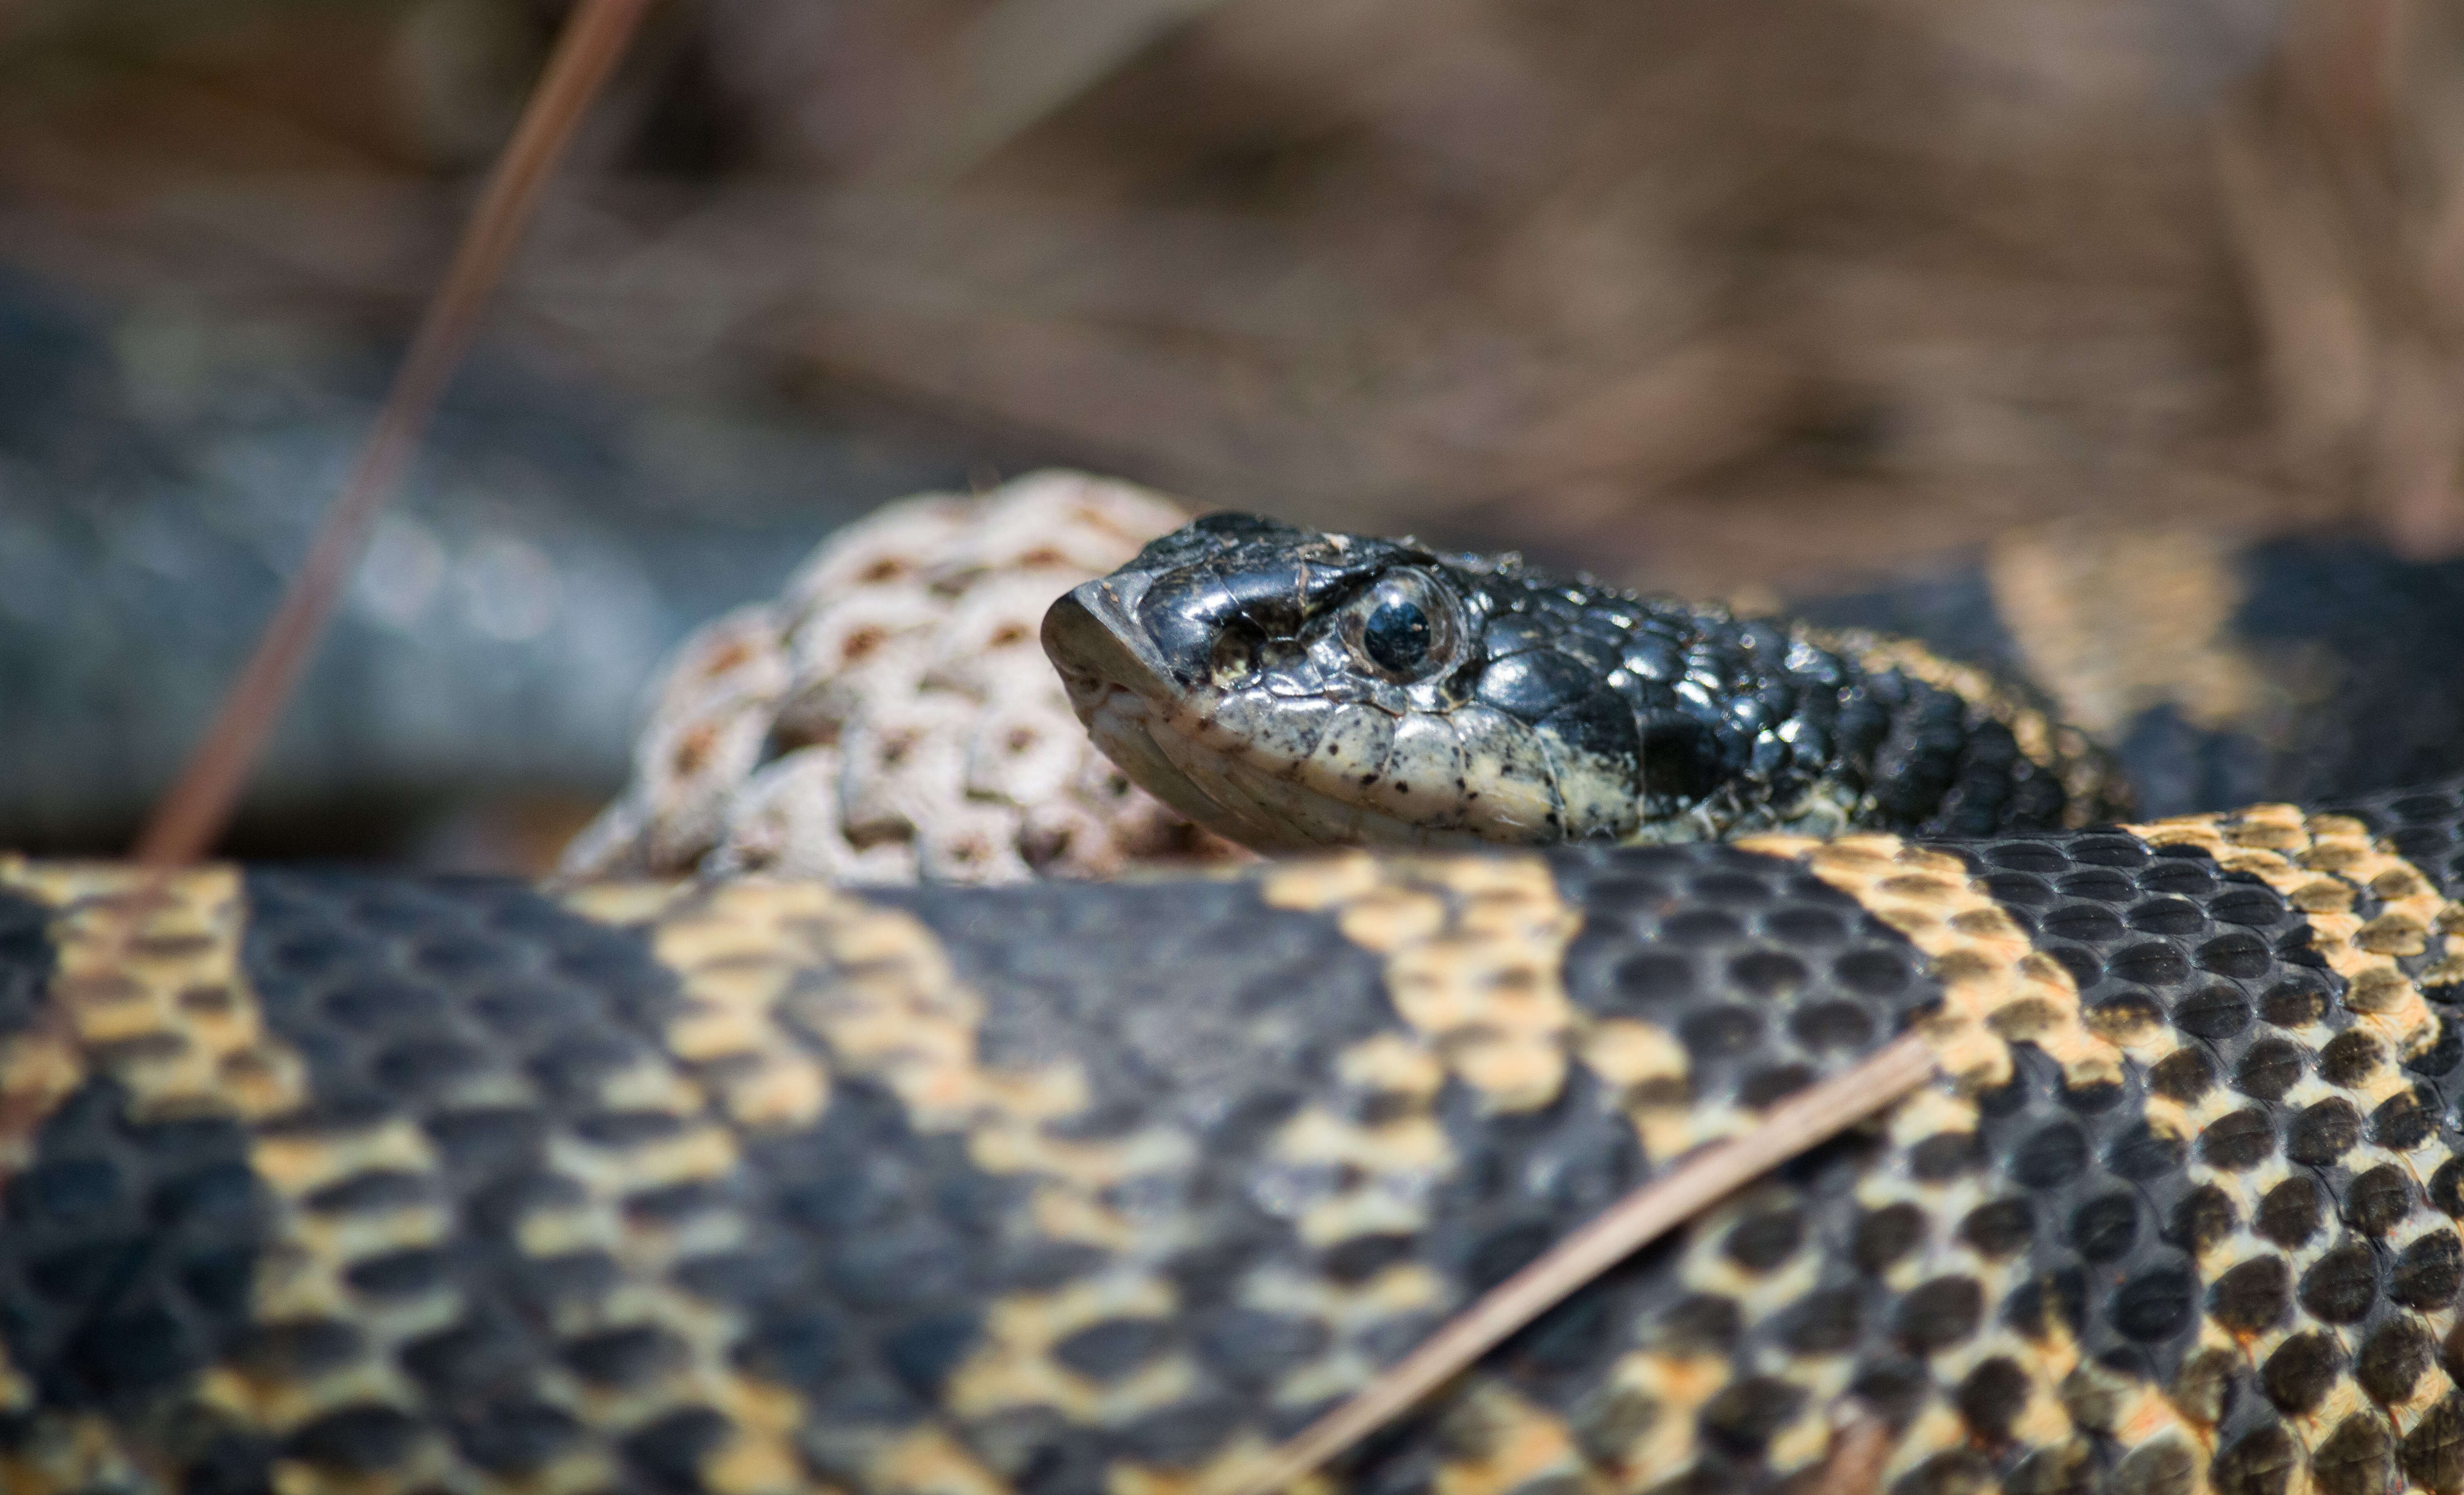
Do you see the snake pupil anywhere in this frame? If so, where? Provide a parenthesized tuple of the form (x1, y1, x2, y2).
(1363, 600, 1431, 674)
(1337, 566, 1460, 682)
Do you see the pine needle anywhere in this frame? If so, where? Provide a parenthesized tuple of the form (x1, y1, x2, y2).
(131, 0, 657, 866)
(1211, 1031, 1939, 1495)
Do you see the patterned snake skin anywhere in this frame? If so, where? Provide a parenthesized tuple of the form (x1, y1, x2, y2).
(10, 777, 2464, 1495)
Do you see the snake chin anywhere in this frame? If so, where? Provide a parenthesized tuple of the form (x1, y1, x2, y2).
(1078, 683, 1306, 851)
(1071, 677, 1489, 852)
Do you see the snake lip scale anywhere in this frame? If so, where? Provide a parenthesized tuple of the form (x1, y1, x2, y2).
(11, 515, 2464, 1495)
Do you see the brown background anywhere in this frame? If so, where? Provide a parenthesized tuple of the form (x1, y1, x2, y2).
(2, 0, 2457, 857)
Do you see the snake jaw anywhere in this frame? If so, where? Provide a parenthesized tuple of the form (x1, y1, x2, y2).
(1089, 682, 1324, 852)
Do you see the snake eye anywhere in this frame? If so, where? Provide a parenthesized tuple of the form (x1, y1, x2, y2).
(1340, 568, 1461, 682)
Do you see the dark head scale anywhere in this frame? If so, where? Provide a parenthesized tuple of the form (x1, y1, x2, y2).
(1042, 513, 2117, 851)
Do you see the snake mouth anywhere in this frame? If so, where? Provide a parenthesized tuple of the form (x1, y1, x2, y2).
(1041, 575, 1170, 714)
(1044, 577, 1313, 849)
(1043, 577, 1500, 852)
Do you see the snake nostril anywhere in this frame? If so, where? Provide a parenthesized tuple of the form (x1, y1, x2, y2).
(1209, 621, 1262, 686)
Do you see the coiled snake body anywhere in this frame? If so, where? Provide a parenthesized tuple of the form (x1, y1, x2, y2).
(5, 518, 2464, 1495)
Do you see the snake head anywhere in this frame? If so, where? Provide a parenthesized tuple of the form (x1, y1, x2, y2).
(1042, 512, 1769, 852)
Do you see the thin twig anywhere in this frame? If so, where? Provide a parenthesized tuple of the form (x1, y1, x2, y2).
(131, 0, 658, 866)
(1213, 1031, 1939, 1495)
(1811, 1410, 1895, 1495)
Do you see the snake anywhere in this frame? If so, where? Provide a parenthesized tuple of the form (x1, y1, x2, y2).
(1038, 512, 2128, 851)
(6, 515, 2464, 1495)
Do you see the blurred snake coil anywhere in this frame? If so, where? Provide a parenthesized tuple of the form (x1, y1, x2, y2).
(8, 518, 2464, 1495)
